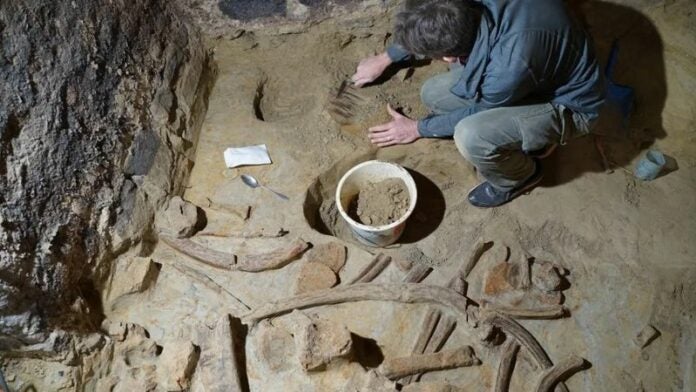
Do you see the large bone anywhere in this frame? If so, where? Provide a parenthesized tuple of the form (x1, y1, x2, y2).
(349, 253, 392, 284)
(399, 309, 442, 385)
(402, 263, 433, 283)
(446, 241, 492, 295)
(195, 315, 246, 392)
(161, 234, 308, 272)
(413, 314, 457, 382)
(379, 346, 480, 380)
(241, 283, 471, 325)
(482, 312, 569, 392)
(535, 355, 587, 392)
(481, 302, 568, 320)
(161, 234, 236, 270)
(494, 340, 520, 392)
(169, 262, 250, 313)
(241, 239, 309, 272)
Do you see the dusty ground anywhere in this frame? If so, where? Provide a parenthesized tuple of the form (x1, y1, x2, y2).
(93, 2, 696, 391)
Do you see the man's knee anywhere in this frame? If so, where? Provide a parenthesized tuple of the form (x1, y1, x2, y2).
(420, 77, 440, 111)
(454, 119, 493, 162)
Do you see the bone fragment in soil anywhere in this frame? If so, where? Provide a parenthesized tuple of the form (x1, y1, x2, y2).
(242, 283, 472, 325)
(399, 308, 442, 385)
(197, 228, 288, 239)
(378, 346, 480, 380)
(348, 253, 392, 284)
(494, 340, 520, 392)
(402, 263, 433, 283)
(160, 234, 308, 272)
(161, 233, 236, 269)
(534, 355, 588, 392)
(413, 314, 457, 382)
(195, 314, 246, 392)
(482, 312, 570, 392)
(452, 241, 493, 282)
(169, 261, 250, 313)
(446, 240, 492, 296)
(480, 302, 568, 320)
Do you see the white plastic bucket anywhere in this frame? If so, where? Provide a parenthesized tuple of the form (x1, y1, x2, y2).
(335, 160, 418, 247)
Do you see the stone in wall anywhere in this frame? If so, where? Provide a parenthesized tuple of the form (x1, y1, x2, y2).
(0, 0, 215, 346)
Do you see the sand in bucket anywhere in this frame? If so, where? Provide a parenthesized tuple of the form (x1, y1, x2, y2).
(336, 160, 417, 247)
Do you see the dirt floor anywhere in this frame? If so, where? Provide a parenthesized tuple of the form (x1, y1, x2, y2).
(99, 3, 696, 391)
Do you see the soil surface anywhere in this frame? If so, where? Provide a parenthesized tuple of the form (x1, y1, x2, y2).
(350, 178, 410, 226)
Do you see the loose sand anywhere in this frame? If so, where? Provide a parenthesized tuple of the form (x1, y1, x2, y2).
(350, 178, 410, 226)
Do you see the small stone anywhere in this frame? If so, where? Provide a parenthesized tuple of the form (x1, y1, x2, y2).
(102, 319, 127, 341)
(286, 0, 310, 20)
(634, 324, 660, 349)
(304, 242, 347, 274)
(155, 196, 202, 238)
(157, 340, 199, 391)
(108, 256, 158, 302)
(531, 261, 562, 292)
(294, 262, 338, 294)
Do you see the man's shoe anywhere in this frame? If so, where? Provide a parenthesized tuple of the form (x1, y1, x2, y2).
(467, 164, 543, 208)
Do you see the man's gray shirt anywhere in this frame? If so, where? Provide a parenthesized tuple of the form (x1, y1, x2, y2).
(386, 0, 606, 137)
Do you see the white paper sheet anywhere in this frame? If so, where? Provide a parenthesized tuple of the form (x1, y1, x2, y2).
(223, 144, 272, 168)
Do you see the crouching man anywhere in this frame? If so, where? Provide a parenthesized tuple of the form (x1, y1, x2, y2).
(351, 0, 606, 208)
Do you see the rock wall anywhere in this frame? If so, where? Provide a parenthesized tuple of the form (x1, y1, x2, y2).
(0, 0, 215, 346)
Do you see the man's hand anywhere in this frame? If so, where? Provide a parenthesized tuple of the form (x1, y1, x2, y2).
(351, 52, 392, 87)
(368, 104, 421, 147)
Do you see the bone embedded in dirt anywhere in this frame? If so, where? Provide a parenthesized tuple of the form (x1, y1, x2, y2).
(350, 178, 410, 226)
(107, 256, 158, 304)
(379, 346, 480, 380)
(294, 262, 339, 294)
(155, 196, 203, 238)
(287, 311, 354, 371)
(255, 320, 297, 373)
(193, 314, 244, 392)
(402, 382, 465, 392)
(531, 261, 563, 292)
(304, 242, 347, 274)
(157, 340, 200, 391)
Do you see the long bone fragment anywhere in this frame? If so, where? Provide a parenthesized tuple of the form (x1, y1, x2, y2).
(413, 314, 457, 382)
(169, 262, 250, 313)
(348, 253, 392, 284)
(379, 346, 480, 380)
(241, 283, 471, 325)
(161, 234, 308, 272)
(399, 309, 442, 385)
(481, 303, 568, 320)
(535, 355, 587, 392)
(482, 312, 569, 392)
(494, 340, 520, 392)
(402, 263, 433, 283)
(161, 234, 236, 270)
(447, 241, 492, 295)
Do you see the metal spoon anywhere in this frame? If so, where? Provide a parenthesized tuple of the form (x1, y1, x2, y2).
(240, 174, 289, 201)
